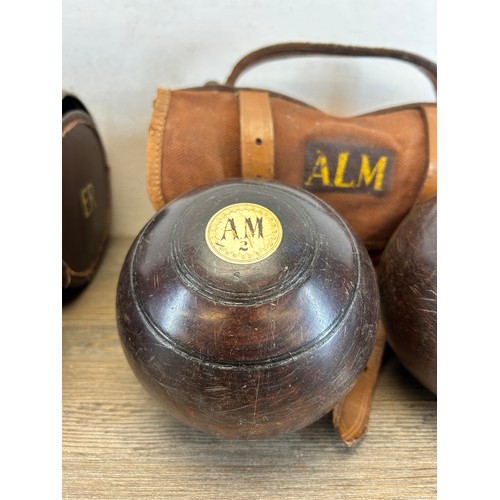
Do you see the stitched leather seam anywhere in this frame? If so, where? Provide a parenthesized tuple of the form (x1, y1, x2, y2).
(146, 89, 170, 210)
(416, 105, 437, 202)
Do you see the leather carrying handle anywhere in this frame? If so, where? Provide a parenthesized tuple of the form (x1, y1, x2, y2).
(226, 42, 437, 93)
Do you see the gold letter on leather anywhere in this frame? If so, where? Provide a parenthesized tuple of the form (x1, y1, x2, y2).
(334, 153, 355, 188)
(356, 155, 388, 191)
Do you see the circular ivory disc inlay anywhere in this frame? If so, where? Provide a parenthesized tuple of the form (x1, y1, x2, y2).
(205, 203, 283, 264)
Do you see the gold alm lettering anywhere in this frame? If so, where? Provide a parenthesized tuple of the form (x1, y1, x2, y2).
(356, 155, 387, 191)
(304, 150, 330, 187)
(333, 152, 355, 188)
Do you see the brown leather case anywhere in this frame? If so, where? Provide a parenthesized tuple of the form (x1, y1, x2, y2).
(146, 43, 437, 251)
(62, 92, 111, 288)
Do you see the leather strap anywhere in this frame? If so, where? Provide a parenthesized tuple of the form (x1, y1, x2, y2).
(226, 42, 437, 92)
(416, 105, 437, 202)
(332, 321, 387, 447)
(239, 90, 275, 179)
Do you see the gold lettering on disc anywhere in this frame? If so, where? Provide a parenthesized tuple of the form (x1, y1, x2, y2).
(205, 203, 283, 264)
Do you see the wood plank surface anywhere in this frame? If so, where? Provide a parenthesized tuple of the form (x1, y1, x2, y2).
(63, 237, 437, 499)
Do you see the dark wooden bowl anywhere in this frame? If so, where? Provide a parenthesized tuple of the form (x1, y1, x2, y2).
(378, 196, 437, 394)
(116, 179, 379, 439)
(62, 91, 111, 289)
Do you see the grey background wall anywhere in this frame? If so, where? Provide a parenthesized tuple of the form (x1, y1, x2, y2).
(62, 0, 437, 237)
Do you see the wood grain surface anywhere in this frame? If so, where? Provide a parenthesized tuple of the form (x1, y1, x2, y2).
(63, 237, 436, 500)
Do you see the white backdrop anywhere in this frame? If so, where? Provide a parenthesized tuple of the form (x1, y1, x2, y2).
(62, 0, 437, 237)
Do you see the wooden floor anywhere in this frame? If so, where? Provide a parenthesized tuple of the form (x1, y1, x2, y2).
(62, 237, 437, 499)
